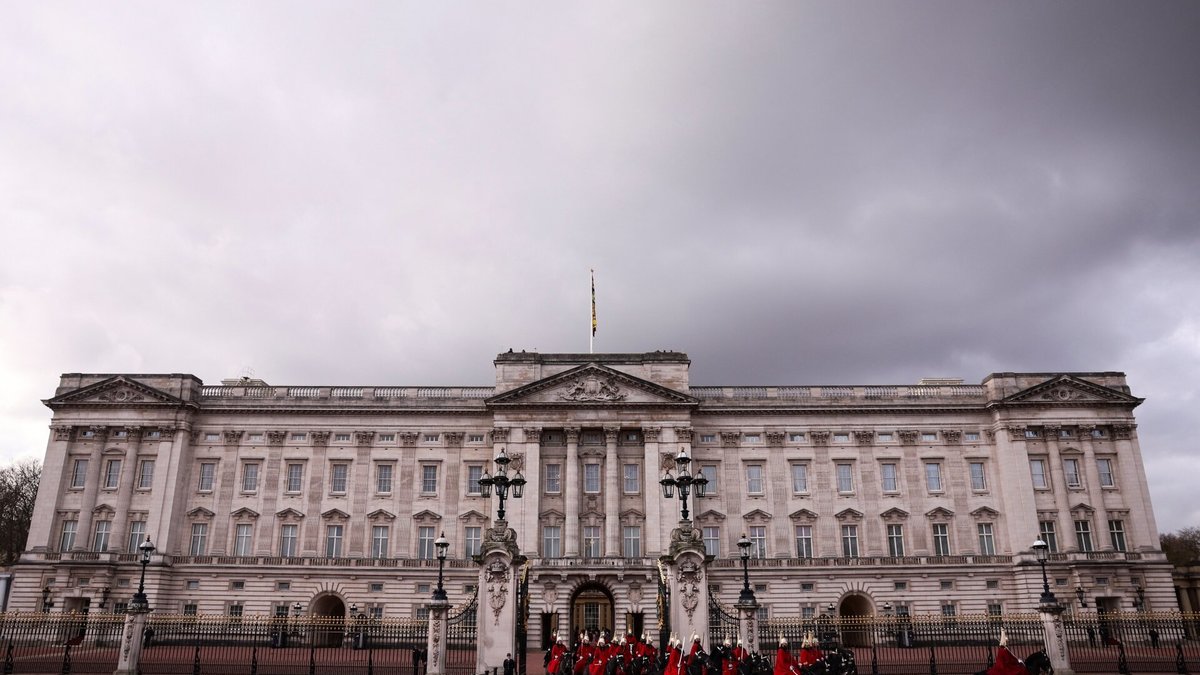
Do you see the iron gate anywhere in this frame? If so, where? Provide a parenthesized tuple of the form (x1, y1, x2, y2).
(656, 560, 670, 653)
(446, 588, 479, 675)
(708, 589, 739, 647)
(516, 562, 530, 675)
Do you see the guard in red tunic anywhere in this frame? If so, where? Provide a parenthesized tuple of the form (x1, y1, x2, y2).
(665, 635, 683, 675)
(773, 636, 796, 675)
(797, 633, 823, 669)
(719, 638, 737, 675)
(589, 636, 609, 675)
(576, 633, 594, 675)
(548, 634, 568, 675)
(732, 638, 749, 666)
(981, 630, 1027, 675)
(685, 634, 703, 674)
(636, 632, 658, 665)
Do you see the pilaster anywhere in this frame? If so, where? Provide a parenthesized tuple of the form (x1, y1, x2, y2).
(476, 520, 525, 672)
(663, 520, 709, 651)
(564, 428, 580, 557)
(604, 426, 620, 556)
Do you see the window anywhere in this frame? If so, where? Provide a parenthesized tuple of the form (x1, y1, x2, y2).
(128, 521, 146, 553)
(330, 464, 349, 494)
(932, 523, 951, 556)
(894, 581, 907, 591)
(376, 464, 394, 494)
(290, 433, 307, 441)
(231, 580, 245, 590)
(700, 465, 719, 494)
(421, 465, 438, 494)
(583, 526, 601, 558)
(234, 524, 253, 556)
(940, 580, 954, 590)
(279, 525, 298, 557)
(925, 463, 943, 492)
(325, 525, 344, 557)
(1092, 427, 1105, 438)
(465, 527, 481, 557)
(961, 463, 985, 493)
(1039, 521, 1058, 553)
(466, 465, 483, 495)
(1024, 429, 1040, 439)
(623, 464, 640, 493)
(800, 583, 814, 592)
(881, 463, 898, 492)
(1097, 459, 1115, 487)
(583, 464, 601, 493)
(370, 582, 384, 592)
(836, 463, 854, 493)
(789, 433, 804, 442)
(1063, 458, 1082, 488)
(987, 580, 1000, 590)
(791, 464, 809, 493)
(138, 460, 154, 489)
(623, 526, 642, 557)
(887, 524, 905, 557)
(372, 526, 390, 559)
(744, 464, 765, 494)
(334, 433, 351, 442)
(749, 526, 767, 559)
(1029, 459, 1048, 488)
(841, 525, 859, 558)
(987, 603, 1003, 617)
(1108, 520, 1126, 552)
(544, 464, 561, 493)
(877, 432, 893, 442)
(703, 527, 720, 557)
(92, 521, 111, 552)
(700, 434, 716, 443)
(104, 459, 121, 489)
(205, 432, 220, 442)
(833, 433, 850, 443)
(1059, 428, 1073, 438)
(71, 459, 88, 488)
(378, 433, 395, 442)
(242, 463, 259, 492)
(744, 434, 761, 443)
(977, 523, 996, 555)
(941, 604, 957, 625)
(1074, 520, 1093, 552)
(369, 606, 384, 620)
(799, 606, 813, 619)
(468, 434, 484, 443)
(183, 604, 198, 616)
(543, 526, 562, 558)
(197, 462, 215, 491)
(922, 432, 937, 442)
(965, 432, 980, 442)
(286, 463, 304, 492)
(228, 604, 244, 622)
(417, 527, 435, 559)
(190, 523, 208, 555)
(795, 525, 814, 558)
(424, 434, 440, 443)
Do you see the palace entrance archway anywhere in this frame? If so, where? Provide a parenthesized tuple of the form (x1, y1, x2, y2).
(569, 583, 615, 639)
(838, 594, 873, 647)
(310, 594, 346, 647)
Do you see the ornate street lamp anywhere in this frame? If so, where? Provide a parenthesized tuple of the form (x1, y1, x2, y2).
(659, 448, 708, 521)
(882, 602, 893, 617)
(737, 534, 755, 605)
(1031, 539, 1057, 606)
(292, 602, 303, 618)
(432, 532, 450, 602)
(478, 447, 526, 522)
(130, 536, 156, 611)
(1075, 585, 1088, 609)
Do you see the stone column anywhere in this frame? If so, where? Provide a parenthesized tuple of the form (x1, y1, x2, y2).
(426, 596, 450, 675)
(113, 606, 149, 675)
(604, 427, 621, 557)
(209, 430, 244, 554)
(564, 428, 581, 557)
(348, 431, 376, 556)
(642, 428, 662, 557)
(1041, 431, 1074, 550)
(110, 427, 143, 553)
(476, 520, 526, 672)
(28, 426, 74, 551)
(736, 597, 760, 654)
(522, 428, 542, 555)
(1038, 604, 1075, 675)
(75, 426, 106, 550)
(1077, 427, 1111, 549)
(663, 521, 709, 651)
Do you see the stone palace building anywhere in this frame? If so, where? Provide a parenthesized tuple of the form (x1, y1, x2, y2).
(15, 351, 1175, 647)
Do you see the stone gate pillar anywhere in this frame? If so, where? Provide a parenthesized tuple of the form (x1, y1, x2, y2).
(113, 606, 149, 675)
(477, 520, 526, 673)
(735, 597, 759, 654)
(1039, 604, 1075, 675)
(426, 596, 450, 675)
(662, 521, 709, 650)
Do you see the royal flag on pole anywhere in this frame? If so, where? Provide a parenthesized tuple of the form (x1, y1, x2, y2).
(591, 269, 597, 337)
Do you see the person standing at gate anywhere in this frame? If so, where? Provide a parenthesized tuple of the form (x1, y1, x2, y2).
(588, 634, 609, 675)
(549, 634, 568, 675)
(732, 639, 748, 674)
(773, 636, 796, 675)
(666, 635, 683, 675)
(504, 654, 516, 675)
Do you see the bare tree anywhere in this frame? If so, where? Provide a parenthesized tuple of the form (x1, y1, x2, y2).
(1160, 526, 1200, 567)
(0, 459, 40, 565)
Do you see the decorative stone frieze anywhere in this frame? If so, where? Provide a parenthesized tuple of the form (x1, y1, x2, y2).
(564, 428, 579, 444)
(604, 427, 620, 444)
(674, 427, 693, 443)
(400, 432, 420, 447)
(310, 431, 330, 446)
(766, 431, 786, 447)
(53, 426, 74, 442)
(898, 430, 919, 445)
(941, 430, 962, 444)
(491, 428, 510, 443)
(854, 430, 875, 446)
(266, 430, 287, 445)
(641, 427, 661, 443)
(223, 430, 244, 445)
(1113, 424, 1134, 439)
(522, 427, 541, 442)
(810, 430, 831, 446)
(355, 431, 377, 446)
(443, 432, 463, 447)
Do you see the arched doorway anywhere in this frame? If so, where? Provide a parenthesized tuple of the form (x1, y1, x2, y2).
(838, 594, 873, 647)
(569, 582, 615, 640)
(310, 594, 346, 647)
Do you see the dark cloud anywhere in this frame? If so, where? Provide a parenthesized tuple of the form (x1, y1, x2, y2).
(1, 2, 1199, 530)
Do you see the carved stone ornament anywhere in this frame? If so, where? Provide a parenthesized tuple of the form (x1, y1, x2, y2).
(1113, 424, 1134, 440)
(642, 427, 661, 443)
(897, 430, 919, 445)
(810, 431, 831, 446)
(356, 431, 377, 446)
(565, 428, 580, 444)
(396, 431, 417, 447)
(558, 375, 627, 402)
(942, 430, 962, 444)
(674, 427, 693, 443)
(720, 431, 741, 448)
(486, 561, 510, 623)
(660, 452, 678, 472)
(1077, 424, 1096, 436)
(543, 584, 559, 606)
(53, 426, 74, 442)
(507, 452, 525, 472)
(1043, 388, 1078, 402)
(853, 430, 875, 446)
(604, 427, 620, 444)
(431, 616, 442, 667)
(482, 523, 520, 557)
(668, 524, 706, 558)
(310, 431, 330, 446)
(266, 430, 288, 445)
(97, 387, 145, 404)
(677, 559, 702, 619)
(766, 432, 786, 447)
(628, 583, 643, 607)
(125, 426, 142, 442)
(223, 430, 244, 445)
(492, 427, 510, 443)
(89, 426, 108, 441)
(523, 427, 542, 443)
(984, 429, 996, 441)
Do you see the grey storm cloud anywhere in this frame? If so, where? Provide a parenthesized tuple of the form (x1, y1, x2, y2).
(1, 2, 1199, 530)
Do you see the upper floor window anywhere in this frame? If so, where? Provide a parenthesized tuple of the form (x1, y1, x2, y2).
(285, 463, 304, 492)
(1108, 520, 1126, 552)
(583, 464, 601, 493)
(468, 434, 485, 443)
(795, 525, 814, 558)
(699, 465, 719, 495)
(583, 526, 601, 558)
(969, 462, 987, 491)
(379, 434, 396, 442)
(138, 460, 154, 489)
(544, 463, 561, 494)
(748, 525, 767, 559)
(1091, 428, 1106, 438)
(746, 465, 764, 495)
(128, 521, 146, 554)
(833, 433, 850, 443)
(840, 524, 859, 558)
(931, 523, 951, 556)
(744, 434, 761, 443)
(886, 524, 905, 557)
(190, 523, 208, 555)
(789, 433, 805, 442)
(334, 433, 351, 442)
(325, 524, 344, 557)
(197, 463, 215, 492)
(836, 463, 854, 493)
(241, 463, 259, 492)
(234, 524, 253, 556)
(71, 459, 88, 489)
(964, 432, 981, 442)
(1074, 520, 1094, 552)
(1097, 458, 1116, 487)
(700, 434, 716, 443)
(921, 432, 937, 442)
(880, 463, 898, 493)
(417, 526, 436, 560)
(623, 526, 642, 558)
(1024, 429, 1040, 439)
(60, 519, 78, 551)
(542, 526, 562, 559)
(371, 526, 389, 559)
(977, 523, 996, 555)
(103, 460, 121, 489)
(877, 433, 893, 442)
(376, 464, 394, 494)
(623, 464, 640, 494)
(92, 520, 112, 552)
(465, 526, 482, 557)
(279, 524, 298, 557)
(330, 464, 349, 494)
(290, 433, 307, 442)
(1029, 459, 1048, 489)
(466, 465, 483, 495)
(1039, 521, 1059, 553)
(703, 526, 720, 557)
(421, 465, 438, 494)
(791, 464, 809, 493)
(925, 463, 943, 492)
(424, 434, 440, 443)
(1063, 458, 1082, 488)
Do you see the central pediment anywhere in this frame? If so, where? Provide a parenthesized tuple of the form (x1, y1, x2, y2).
(487, 363, 698, 407)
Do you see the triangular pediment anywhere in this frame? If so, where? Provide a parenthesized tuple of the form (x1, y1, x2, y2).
(275, 508, 305, 519)
(44, 376, 188, 409)
(742, 508, 773, 521)
(368, 509, 397, 521)
(697, 509, 727, 522)
(620, 509, 645, 520)
(971, 507, 999, 520)
(487, 364, 697, 407)
(413, 509, 442, 522)
(540, 509, 565, 520)
(1071, 502, 1095, 513)
(321, 508, 350, 520)
(880, 508, 909, 521)
(996, 375, 1141, 408)
(835, 508, 863, 521)
(187, 507, 214, 518)
(926, 507, 956, 520)
(230, 507, 260, 520)
(458, 510, 488, 522)
(789, 509, 819, 522)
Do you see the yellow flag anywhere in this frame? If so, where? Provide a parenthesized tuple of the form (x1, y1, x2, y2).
(591, 269, 597, 337)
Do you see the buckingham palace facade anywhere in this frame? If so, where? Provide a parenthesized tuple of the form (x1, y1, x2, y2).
(14, 351, 1176, 643)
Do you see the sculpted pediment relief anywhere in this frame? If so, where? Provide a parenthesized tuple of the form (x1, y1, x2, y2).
(276, 508, 305, 520)
(789, 509, 819, 522)
(487, 364, 697, 407)
(45, 376, 187, 409)
(998, 375, 1141, 407)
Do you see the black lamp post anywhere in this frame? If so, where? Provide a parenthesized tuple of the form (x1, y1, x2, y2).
(659, 448, 708, 521)
(1031, 539, 1057, 606)
(737, 534, 755, 605)
(478, 447, 526, 522)
(432, 532, 450, 602)
(1075, 585, 1088, 609)
(130, 536, 156, 610)
(882, 602, 893, 617)
(292, 602, 303, 618)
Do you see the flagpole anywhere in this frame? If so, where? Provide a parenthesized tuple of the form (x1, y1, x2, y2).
(589, 269, 594, 354)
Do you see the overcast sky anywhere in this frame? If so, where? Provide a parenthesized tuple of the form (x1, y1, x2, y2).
(1, 2, 1198, 533)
